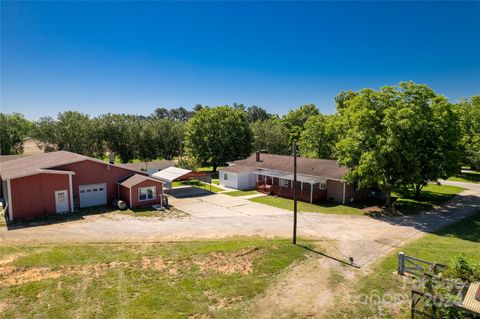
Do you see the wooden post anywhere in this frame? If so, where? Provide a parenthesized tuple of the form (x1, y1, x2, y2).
(293, 142, 298, 245)
(398, 252, 405, 275)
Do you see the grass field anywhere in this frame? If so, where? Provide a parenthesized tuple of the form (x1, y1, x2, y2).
(330, 212, 480, 318)
(249, 196, 364, 215)
(224, 190, 260, 197)
(172, 180, 224, 193)
(0, 238, 312, 319)
(393, 184, 465, 215)
(250, 184, 465, 216)
(448, 170, 480, 183)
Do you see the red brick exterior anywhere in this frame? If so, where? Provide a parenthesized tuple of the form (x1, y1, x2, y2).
(10, 173, 71, 219)
(121, 179, 163, 208)
(326, 180, 370, 203)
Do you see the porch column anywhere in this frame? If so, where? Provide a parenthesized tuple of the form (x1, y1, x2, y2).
(342, 182, 346, 204)
(69, 174, 74, 212)
(301, 182, 303, 191)
(310, 182, 313, 204)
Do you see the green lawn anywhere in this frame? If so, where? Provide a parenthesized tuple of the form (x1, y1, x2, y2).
(0, 239, 311, 319)
(224, 190, 260, 197)
(249, 195, 364, 215)
(393, 184, 466, 215)
(250, 184, 465, 216)
(448, 170, 480, 183)
(331, 212, 480, 318)
(172, 180, 224, 193)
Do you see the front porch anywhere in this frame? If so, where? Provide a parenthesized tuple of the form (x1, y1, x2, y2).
(254, 170, 327, 204)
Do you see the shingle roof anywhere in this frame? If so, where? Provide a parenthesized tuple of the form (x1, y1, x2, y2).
(220, 164, 255, 173)
(117, 174, 162, 188)
(0, 151, 127, 180)
(231, 153, 348, 180)
(0, 155, 28, 163)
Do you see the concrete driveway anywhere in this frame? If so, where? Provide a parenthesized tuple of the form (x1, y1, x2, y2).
(1, 184, 479, 267)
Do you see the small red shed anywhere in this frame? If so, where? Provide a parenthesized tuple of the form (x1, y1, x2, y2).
(117, 174, 164, 208)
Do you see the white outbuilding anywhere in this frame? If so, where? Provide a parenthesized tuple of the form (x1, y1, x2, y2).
(218, 165, 256, 190)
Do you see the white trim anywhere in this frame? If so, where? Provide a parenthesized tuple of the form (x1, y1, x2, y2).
(7, 179, 13, 221)
(69, 174, 74, 212)
(138, 186, 156, 202)
(252, 168, 346, 182)
(38, 169, 76, 175)
(342, 182, 346, 204)
(5, 169, 75, 181)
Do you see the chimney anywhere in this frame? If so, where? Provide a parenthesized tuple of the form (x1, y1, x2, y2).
(256, 151, 261, 162)
(108, 153, 115, 165)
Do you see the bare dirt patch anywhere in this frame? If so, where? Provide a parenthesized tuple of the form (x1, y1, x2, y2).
(193, 247, 263, 275)
(0, 253, 26, 266)
(249, 245, 363, 319)
(0, 261, 130, 286)
(0, 248, 264, 287)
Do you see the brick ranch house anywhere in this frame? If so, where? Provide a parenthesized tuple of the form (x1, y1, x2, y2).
(219, 152, 370, 204)
(0, 151, 164, 221)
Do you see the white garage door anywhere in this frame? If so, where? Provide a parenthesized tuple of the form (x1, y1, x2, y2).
(79, 183, 107, 208)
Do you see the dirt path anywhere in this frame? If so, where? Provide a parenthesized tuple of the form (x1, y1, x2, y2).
(248, 182, 479, 318)
(249, 243, 362, 319)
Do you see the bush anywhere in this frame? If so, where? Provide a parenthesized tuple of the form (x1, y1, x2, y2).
(446, 255, 480, 282)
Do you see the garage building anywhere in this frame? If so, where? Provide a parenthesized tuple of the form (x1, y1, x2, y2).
(0, 151, 164, 221)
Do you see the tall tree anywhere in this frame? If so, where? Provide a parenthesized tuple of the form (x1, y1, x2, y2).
(246, 105, 271, 122)
(33, 111, 101, 156)
(0, 113, 33, 155)
(299, 114, 340, 159)
(283, 104, 319, 142)
(251, 118, 290, 154)
(457, 96, 480, 170)
(152, 107, 193, 122)
(97, 114, 142, 163)
(384, 83, 461, 198)
(185, 106, 252, 171)
(336, 82, 462, 207)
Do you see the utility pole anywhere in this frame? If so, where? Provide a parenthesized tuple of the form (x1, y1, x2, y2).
(292, 141, 298, 245)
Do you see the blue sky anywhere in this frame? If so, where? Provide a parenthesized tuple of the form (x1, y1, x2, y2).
(1, 1, 479, 120)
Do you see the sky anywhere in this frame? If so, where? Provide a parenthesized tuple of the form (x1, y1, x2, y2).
(1, 1, 479, 120)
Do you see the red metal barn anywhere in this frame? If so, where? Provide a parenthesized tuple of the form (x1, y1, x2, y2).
(0, 151, 164, 221)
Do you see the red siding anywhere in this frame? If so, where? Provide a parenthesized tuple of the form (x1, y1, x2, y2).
(11, 173, 71, 219)
(129, 180, 163, 208)
(119, 185, 131, 207)
(53, 160, 143, 208)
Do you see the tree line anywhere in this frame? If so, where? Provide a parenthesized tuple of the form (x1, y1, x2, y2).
(1, 82, 479, 206)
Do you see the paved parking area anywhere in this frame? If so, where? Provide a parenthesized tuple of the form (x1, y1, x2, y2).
(1, 185, 479, 267)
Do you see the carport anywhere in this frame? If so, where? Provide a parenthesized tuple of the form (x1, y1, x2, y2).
(151, 167, 212, 193)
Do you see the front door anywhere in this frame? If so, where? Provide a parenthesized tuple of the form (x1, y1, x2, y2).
(55, 190, 69, 213)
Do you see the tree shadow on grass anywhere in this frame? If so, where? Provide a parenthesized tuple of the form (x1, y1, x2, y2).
(452, 171, 480, 183)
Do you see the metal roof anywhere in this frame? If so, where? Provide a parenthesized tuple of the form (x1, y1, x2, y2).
(151, 167, 192, 183)
(253, 169, 327, 184)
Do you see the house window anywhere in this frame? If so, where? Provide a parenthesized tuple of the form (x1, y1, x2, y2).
(224, 173, 228, 180)
(139, 186, 156, 201)
(279, 179, 289, 187)
(57, 192, 65, 201)
(319, 180, 327, 190)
